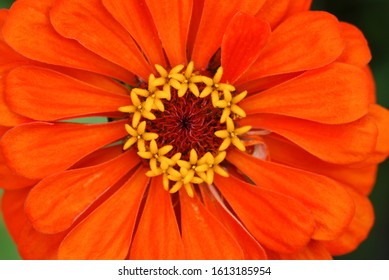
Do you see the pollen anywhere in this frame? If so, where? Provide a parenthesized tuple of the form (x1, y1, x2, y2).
(119, 62, 251, 197)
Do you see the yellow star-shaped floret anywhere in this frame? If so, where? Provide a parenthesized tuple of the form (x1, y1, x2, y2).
(214, 118, 251, 151)
(176, 149, 209, 184)
(137, 139, 174, 172)
(155, 64, 185, 94)
(145, 152, 182, 191)
(197, 152, 229, 185)
(215, 90, 247, 123)
(123, 121, 158, 151)
(199, 66, 235, 98)
(143, 90, 170, 112)
(167, 167, 203, 198)
(118, 91, 156, 127)
(169, 62, 204, 97)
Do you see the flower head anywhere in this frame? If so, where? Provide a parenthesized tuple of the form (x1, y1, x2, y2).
(1, 0, 388, 260)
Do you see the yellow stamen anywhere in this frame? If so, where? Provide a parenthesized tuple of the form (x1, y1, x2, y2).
(202, 152, 229, 183)
(199, 67, 236, 99)
(214, 118, 251, 151)
(123, 121, 158, 151)
(168, 167, 202, 197)
(215, 90, 247, 123)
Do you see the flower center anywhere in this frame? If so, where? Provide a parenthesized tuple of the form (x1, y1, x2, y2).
(146, 90, 224, 160)
(119, 62, 251, 197)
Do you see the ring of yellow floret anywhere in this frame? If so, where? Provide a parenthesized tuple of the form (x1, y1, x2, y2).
(119, 62, 251, 197)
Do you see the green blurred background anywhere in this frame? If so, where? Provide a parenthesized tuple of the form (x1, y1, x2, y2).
(0, 0, 388, 259)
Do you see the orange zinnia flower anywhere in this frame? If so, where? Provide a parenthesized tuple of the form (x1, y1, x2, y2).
(1, 0, 388, 260)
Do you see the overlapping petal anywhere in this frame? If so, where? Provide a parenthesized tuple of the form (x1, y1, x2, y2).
(255, 0, 290, 29)
(180, 189, 245, 259)
(1, 120, 128, 179)
(191, 0, 266, 69)
(366, 104, 389, 163)
(324, 187, 374, 256)
(24, 150, 139, 234)
(145, 0, 192, 66)
(2, 0, 134, 84)
(1, 188, 67, 259)
(130, 177, 184, 259)
(270, 241, 332, 260)
(1, 188, 30, 243)
(201, 186, 267, 259)
(337, 22, 371, 67)
(102, 0, 166, 67)
(221, 13, 270, 84)
(5, 66, 129, 121)
(240, 114, 377, 164)
(238, 11, 344, 83)
(215, 174, 315, 253)
(0, 94, 29, 126)
(227, 150, 355, 240)
(241, 63, 370, 124)
(50, 0, 152, 80)
(0, 10, 30, 65)
(264, 135, 378, 195)
(0, 149, 37, 189)
(58, 167, 149, 259)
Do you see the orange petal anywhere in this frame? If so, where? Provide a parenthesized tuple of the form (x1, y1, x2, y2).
(58, 167, 149, 259)
(2, 0, 134, 84)
(50, 0, 152, 80)
(25, 150, 139, 234)
(236, 72, 300, 94)
(221, 12, 270, 84)
(256, 0, 312, 30)
(1, 188, 66, 259)
(1, 188, 30, 243)
(239, 11, 344, 82)
(17, 223, 67, 260)
(57, 67, 129, 96)
(269, 241, 332, 260)
(241, 63, 370, 124)
(240, 114, 377, 164)
(365, 66, 376, 103)
(102, 0, 166, 67)
(130, 176, 184, 259)
(285, 0, 312, 16)
(0, 85, 30, 126)
(256, 0, 290, 29)
(264, 135, 378, 196)
(72, 145, 124, 169)
(324, 187, 374, 256)
(0, 148, 37, 190)
(0, 65, 31, 126)
(1, 120, 128, 179)
(191, 0, 266, 69)
(365, 104, 389, 163)
(145, 0, 192, 66)
(180, 189, 244, 259)
(201, 186, 267, 259)
(227, 150, 355, 240)
(6, 66, 130, 121)
(214, 174, 315, 254)
(0, 10, 30, 65)
(337, 22, 371, 67)
(0, 125, 9, 137)
(187, 0, 205, 57)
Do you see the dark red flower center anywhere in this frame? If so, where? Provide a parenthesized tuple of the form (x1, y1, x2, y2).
(146, 90, 224, 161)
